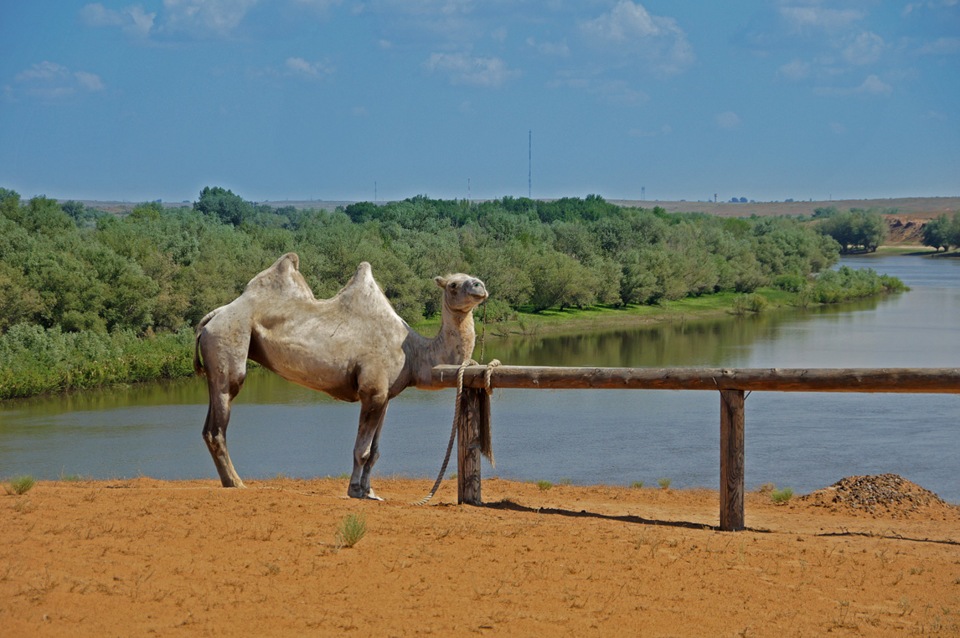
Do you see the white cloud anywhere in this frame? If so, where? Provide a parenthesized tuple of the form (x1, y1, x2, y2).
(778, 59, 810, 80)
(716, 111, 741, 130)
(74, 71, 106, 92)
(424, 52, 519, 87)
(842, 32, 884, 66)
(285, 57, 334, 79)
(858, 74, 893, 95)
(549, 74, 649, 106)
(580, 1, 694, 75)
(916, 37, 960, 55)
(292, 0, 342, 12)
(11, 61, 105, 100)
(162, 0, 258, 35)
(904, 0, 959, 16)
(526, 37, 569, 57)
(366, 0, 477, 43)
(779, 6, 864, 32)
(81, 3, 156, 37)
(815, 74, 892, 96)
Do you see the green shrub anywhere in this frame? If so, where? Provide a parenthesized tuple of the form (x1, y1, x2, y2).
(657, 477, 672, 490)
(335, 513, 367, 548)
(732, 293, 767, 315)
(6, 475, 36, 495)
(536, 480, 553, 491)
(772, 274, 806, 293)
(771, 487, 794, 504)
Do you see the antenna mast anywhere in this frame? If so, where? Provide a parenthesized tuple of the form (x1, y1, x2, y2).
(527, 130, 532, 198)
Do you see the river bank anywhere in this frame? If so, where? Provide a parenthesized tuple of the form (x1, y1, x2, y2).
(0, 266, 908, 400)
(2, 476, 957, 636)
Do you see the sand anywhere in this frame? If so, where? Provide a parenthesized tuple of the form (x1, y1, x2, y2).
(2, 475, 958, 637)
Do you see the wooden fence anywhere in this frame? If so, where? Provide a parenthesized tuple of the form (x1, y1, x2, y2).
(431, 365, 960, 531)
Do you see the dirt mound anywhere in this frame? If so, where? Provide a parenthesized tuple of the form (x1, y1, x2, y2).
(798, 473, 956, 519)
(886, 216, 927, 244)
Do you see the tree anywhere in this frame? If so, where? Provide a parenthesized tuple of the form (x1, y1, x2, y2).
(194, 186, 254, 226)
(817, 209, 885, 253)
(922, 214, 951, 251)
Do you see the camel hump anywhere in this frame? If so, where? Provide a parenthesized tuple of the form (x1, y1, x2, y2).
(244, 252, 314, 299)
(332, 261, 396, 314)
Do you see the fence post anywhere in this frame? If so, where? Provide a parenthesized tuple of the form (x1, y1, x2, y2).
(457, 387, 484, 505)
(719, 389, 745, 531)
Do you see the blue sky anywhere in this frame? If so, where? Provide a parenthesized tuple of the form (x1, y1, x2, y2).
(2, 1, 958, 204)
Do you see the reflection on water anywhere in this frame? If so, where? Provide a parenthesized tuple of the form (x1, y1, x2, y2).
(483, 297, 885, 369)
(1, 255, 958, 502)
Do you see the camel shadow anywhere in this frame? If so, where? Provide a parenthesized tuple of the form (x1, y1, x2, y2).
(480, 499, 769, 533)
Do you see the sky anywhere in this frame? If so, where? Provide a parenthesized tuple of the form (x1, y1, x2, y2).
(1, 1, 958, 204)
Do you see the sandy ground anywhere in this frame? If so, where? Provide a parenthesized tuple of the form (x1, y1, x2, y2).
(2, 476, 958, 637)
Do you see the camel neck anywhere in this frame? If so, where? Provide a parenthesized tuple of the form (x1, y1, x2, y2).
(435, 305, 476, 364)
(408, 303, 478, 389)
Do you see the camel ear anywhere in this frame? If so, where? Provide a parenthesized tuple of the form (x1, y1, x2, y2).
(434, 276, 447, 289)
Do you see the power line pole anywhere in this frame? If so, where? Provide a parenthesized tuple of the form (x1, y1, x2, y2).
(528, 130, 532, 199)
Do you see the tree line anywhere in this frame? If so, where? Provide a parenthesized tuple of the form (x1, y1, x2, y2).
(0, 187, 907, 398)
(1, 187, 848, 333)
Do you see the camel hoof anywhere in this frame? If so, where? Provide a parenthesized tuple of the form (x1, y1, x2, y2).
(347, 484, 383, 500)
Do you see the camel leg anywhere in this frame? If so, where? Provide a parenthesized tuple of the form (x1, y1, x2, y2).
(203, 387, 246, 488)
(348, 393, 388, 500)
(360, 409, 388, 497)
(200, 333, 248, 488)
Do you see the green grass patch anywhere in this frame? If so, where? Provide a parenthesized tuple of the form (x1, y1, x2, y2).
(335, 513, 367, 549)
(6, 475, 36, 495)
(771, 487, 794, 504)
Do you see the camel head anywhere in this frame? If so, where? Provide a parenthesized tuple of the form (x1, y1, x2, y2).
(434, 273, 488, 314)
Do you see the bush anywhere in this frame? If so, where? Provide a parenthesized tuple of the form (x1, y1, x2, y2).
(732, 293, 768, 315)
(772, 274, 807, 293)
(6, 475, 36, 495)
(771, 487, 794, 504)
(335, 513, 367, 549)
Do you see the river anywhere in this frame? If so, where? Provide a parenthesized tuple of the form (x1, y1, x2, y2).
(2, 254, 958, 502)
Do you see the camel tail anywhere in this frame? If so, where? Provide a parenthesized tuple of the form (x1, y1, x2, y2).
(193, 307, 223, 377)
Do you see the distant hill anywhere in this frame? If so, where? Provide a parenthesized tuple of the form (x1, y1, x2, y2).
(608, 196, 960, 220)
(68, 196, 959, 220)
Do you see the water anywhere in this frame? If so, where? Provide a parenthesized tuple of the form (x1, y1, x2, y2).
(2, 254, 958, 502)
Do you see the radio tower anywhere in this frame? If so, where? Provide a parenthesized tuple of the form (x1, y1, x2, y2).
(527, 130, 532, 198)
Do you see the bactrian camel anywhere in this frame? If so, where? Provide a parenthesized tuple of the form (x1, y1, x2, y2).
(194, 252, 489, 499)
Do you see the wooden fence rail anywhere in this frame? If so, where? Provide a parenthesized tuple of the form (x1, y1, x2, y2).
(431, 365, 960, 531)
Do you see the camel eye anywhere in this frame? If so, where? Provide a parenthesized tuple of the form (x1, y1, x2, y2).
(449, 283, 458, 290)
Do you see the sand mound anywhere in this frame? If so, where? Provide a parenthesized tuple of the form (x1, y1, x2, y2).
(798, 473, 956, 519)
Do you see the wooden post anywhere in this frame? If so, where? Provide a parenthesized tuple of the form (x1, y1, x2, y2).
(719, 389, 745, 531)
(457, 387, 484, 505)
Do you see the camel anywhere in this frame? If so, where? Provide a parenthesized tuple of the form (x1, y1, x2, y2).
(194, 252, 488, 499)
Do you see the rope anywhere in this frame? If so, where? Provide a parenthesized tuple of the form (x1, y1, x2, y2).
(411, 297, 498, 506)
(411, 360, 469, 506)
(478, 301, 487, 363)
